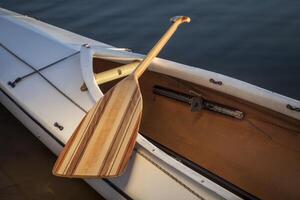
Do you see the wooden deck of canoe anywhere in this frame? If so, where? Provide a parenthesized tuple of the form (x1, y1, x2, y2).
(0, 104, 104, 200)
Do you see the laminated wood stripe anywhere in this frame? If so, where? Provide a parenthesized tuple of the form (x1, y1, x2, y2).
(53, 77, 142, 178)
(54, 16, 190, 178)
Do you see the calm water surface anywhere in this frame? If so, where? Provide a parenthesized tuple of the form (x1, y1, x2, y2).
(1, 0, 300, 99)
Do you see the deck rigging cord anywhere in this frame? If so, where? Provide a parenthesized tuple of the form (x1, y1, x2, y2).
(0, 42, 87, 113)
(7, 51, 79, 87)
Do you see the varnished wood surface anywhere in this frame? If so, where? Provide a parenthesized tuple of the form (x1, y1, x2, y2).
(139, 72, 300, 200)
(54, 16, 189, 178)
(53, 76, 142, 178)
(132, 16, 190, 79)
(94, 58, 300, 200)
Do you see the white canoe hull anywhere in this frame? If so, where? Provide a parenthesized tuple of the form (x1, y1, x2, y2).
(1, 7, 299, 200)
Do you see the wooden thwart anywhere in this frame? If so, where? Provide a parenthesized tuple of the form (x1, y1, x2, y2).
(53, 16, 191, 178)
(81, 61, 140, 91)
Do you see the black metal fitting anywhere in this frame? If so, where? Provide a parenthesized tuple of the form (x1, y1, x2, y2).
(209, 78, 222, 85)
(7, 77, 22, 88)
(54, 122, 64, 131)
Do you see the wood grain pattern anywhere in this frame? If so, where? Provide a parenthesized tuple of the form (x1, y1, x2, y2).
(138, 71, 300, 200)
(53, 76, 142, 178)
(53, 16, 190, 178)
(92, 57, 300, 199)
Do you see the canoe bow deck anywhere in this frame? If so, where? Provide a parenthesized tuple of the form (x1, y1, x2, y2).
(0, 8, 239, 200)
(1, 7, 300, 200)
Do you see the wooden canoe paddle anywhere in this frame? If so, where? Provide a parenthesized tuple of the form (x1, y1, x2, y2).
(53, 16, 191, 178)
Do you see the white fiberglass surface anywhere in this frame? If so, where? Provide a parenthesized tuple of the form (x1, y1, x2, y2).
(41, 53, 95, 111)
(0, 43, 85, 144)
(0, 46, 33, 84)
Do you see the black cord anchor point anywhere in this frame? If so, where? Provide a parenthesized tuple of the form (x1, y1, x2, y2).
(7, 77, 22, 88)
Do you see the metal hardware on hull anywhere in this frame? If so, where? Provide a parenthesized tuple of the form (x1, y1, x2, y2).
(5, 50, 79, 88)
(54, 122, 64, 131)
(0, 42, 86, 113)
(7, 77, 22, 88)
(153, 85, 244, 119)
(203, 101, 244, 119)
(287, 104, 300, 112)
(82, 43, 90, 48)
(209, 78, 222, 85)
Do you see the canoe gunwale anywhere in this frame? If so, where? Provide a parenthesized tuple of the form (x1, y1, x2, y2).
(1, 7, 299, 199)
(1, 84, 236, 200)
(79, 45, 242, 199)
(136, 135, 242, 200)
(87, 52, 300, 120)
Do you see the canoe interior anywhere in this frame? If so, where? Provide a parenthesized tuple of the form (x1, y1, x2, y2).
(93, 58, 300, 200)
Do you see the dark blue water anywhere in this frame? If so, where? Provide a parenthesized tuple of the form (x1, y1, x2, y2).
(1, 0, 300, 100)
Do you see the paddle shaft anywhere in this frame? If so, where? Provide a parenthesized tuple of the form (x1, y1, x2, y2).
(53, 16, 191, 178)
(133, 16, 191, 79)
(81, 16, 190, 91)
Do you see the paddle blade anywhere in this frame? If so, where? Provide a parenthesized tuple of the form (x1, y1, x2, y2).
(53, 76, 142, 178)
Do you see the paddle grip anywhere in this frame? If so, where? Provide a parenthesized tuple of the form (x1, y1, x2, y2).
(133, 16, 191, 79)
